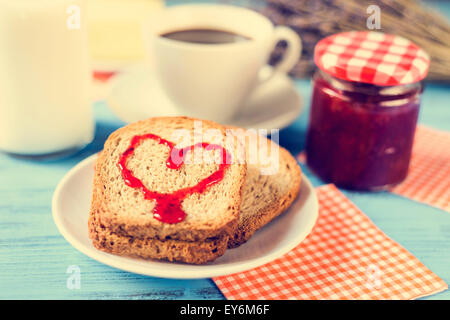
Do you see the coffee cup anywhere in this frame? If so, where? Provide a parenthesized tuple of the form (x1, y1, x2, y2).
(144, 4, 302, 123)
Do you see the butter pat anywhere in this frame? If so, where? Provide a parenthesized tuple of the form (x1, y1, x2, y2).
(87, 0, 164, 69)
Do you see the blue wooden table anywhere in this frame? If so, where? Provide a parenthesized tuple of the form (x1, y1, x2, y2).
(0, 1, 449, 300)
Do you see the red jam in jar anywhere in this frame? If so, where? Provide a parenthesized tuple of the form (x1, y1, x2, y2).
(305, 31, 430, 190)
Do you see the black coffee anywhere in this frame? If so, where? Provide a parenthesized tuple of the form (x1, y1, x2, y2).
(160, 28, 251, 44)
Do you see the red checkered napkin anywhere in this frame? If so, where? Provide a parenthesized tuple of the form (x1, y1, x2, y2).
(213, 185, 447, 300)
(391, 126, 450, 213)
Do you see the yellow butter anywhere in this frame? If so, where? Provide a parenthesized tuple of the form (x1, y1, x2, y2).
(87, 0, 164, 67)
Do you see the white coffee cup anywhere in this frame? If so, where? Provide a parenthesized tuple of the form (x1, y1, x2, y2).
(144, 4, 302, 123)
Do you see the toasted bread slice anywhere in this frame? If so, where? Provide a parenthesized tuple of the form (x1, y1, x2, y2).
(91, 117, 247, 242)
(226, 128, 302, 248)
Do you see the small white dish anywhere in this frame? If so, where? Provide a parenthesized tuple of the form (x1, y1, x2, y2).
(52, 154, 318, 279)
(106, 66, 303, 132)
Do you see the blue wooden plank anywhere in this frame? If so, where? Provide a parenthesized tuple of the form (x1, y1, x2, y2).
(1, 84, 448, 300)
(0, 0, 449, 300)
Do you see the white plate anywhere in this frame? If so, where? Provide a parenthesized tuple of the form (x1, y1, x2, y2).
(106, 66, 303, 132)
(52, 154, 318, 279)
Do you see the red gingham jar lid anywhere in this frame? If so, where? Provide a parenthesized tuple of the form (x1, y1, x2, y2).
(314, 31, 430, 86)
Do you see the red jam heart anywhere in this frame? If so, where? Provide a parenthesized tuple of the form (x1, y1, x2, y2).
(117, 133, 231, 224)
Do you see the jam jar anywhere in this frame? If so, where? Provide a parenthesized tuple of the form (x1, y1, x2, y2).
(305, 31, 430, 190)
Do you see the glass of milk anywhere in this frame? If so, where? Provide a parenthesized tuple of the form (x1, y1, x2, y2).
(0, 0, 94, 158)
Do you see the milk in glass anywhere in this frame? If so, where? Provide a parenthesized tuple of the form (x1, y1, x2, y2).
(0, 0, 94, 156)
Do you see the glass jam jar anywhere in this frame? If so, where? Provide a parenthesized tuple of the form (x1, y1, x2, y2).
(305, 31, 430, 190)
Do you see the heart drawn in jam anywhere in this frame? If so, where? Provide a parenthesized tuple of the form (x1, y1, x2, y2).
(117, 133, 231, 224)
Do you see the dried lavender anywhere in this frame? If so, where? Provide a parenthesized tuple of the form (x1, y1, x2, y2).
(260, 0, 450, 81)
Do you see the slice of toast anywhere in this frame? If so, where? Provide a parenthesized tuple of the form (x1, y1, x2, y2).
(90, 117, 247, 243)
(226, 128, 302, 248)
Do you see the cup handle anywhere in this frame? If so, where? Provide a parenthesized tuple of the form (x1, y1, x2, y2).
(257, 26, 302, 85)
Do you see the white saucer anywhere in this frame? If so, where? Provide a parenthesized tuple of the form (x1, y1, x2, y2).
(52, 154, 318, 279)
(106, 66, 303, 131)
